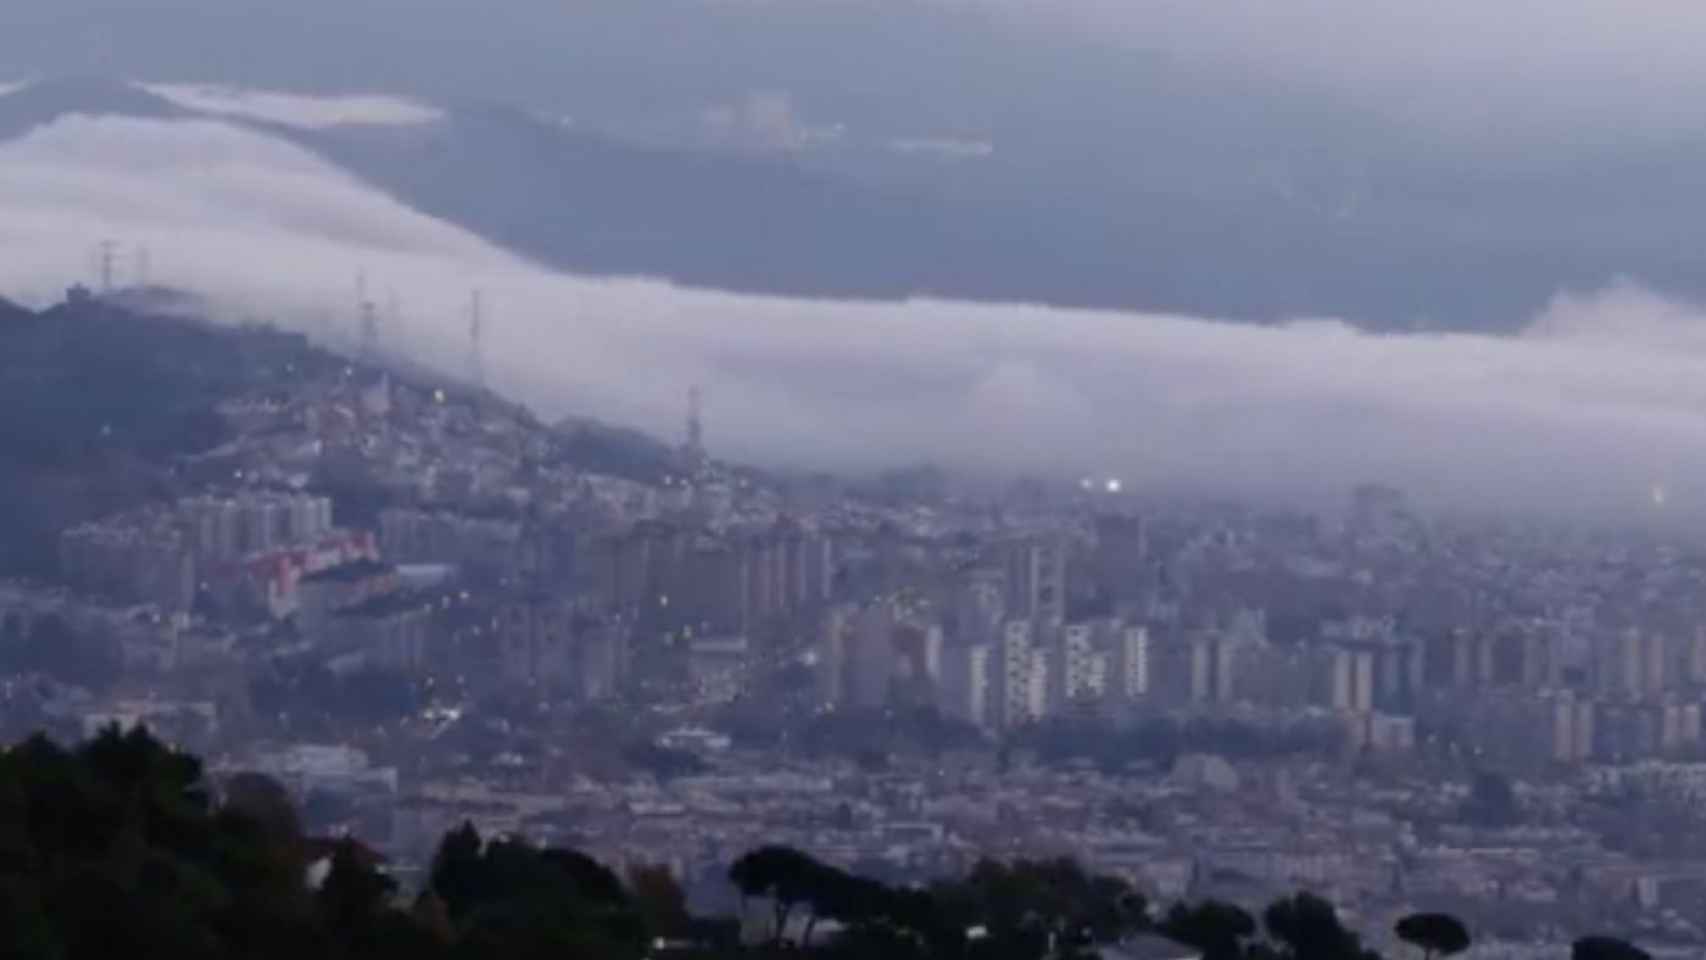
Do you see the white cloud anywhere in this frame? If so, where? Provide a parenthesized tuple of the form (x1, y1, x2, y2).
(888, 137, 993, 160)
(4, 114, 1706, 523)
(141, 83, 444, 130)
(700, 91, 844, 151)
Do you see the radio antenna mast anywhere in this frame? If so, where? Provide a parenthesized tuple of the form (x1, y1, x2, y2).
(96, 240, 118, 294)
(467, 289, 486, 388)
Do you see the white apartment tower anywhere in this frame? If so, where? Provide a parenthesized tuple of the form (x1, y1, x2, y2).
(995, 619, 1035, 730)
(942, 643, 994, 731)
(1110, 625, 1151, 700)
(1057, 623, 1104, 705)
(1026, 647, 1051, 721)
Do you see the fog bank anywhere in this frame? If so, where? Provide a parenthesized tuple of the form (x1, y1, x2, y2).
(2, 114, 1703, 522)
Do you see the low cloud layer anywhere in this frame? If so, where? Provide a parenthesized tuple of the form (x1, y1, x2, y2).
(3, 113, 1705, 523)
(142, 84, 444, 130)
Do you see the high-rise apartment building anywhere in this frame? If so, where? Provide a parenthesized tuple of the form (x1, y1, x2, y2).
(1002, 537, 1067, 628)
(941, 643, 993, 730)
(994, 619, 1035, 729)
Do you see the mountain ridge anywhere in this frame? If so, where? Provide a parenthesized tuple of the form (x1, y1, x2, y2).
(9, 78, 1706, 333)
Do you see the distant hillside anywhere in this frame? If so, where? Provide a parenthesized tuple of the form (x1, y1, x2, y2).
(553, 416, 680, 484)
(0, 296, 331, 576)
(0, 293, 688, 575)
(291, 104, 946, 302)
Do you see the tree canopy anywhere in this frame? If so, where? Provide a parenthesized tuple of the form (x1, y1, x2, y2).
(1572, 936, 1653, 960)
(1394, 913, 1471, 960)
(0, 725, 1659, 960)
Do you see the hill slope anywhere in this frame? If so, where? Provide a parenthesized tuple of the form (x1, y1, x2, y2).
(0, 295, 334, 577)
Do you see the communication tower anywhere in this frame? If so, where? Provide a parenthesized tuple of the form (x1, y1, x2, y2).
(359, 298, 380, 363)
(96, 240, 119, 294)
(685, 385, 706, 464)
(467, 290, 486, 388)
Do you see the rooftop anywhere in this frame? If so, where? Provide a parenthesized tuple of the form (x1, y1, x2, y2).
(300, 559, 392, 585)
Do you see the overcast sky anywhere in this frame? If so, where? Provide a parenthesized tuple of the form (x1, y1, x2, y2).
(8, 0, 1706, 148)
(1030, 0, 1706, 131)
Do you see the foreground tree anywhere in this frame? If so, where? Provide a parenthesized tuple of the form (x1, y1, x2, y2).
(1263, 892, 1379, 960)
(728, 844, 822, 942)
(427, 827, 645, 960)
(1572, 936, 1653, 960)
(0, 727, 326, 959)
(0, 727, 1457, 960)
(222, 771, 303, 842)
(627, 864, 691, 939)
(1159, 900, 1256, 960)
(1393, 913, 1470, 960)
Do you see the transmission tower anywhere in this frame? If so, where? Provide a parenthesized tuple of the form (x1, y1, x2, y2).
(467, 289, 486, 388)
(353, 271, 370, 351)
(96, 240, 119, 294)
(358, 298, 380, 363)
(685, 385, 706, 463)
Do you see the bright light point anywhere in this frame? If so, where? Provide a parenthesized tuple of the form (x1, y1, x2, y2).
(1651, 483, 1668, 508)
(1079, 477, 1094, 491)
(433, 388, 446, 403)
(1105, 478, 1122, 494)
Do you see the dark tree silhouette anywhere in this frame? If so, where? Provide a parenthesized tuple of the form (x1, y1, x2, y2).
(222, 771, 303, 842)
(1394, 913, 1470, 960)
(1263, 892, 1377, 960)
(410, 890, 455, 946)
(428, 821, 485, 921)
(628, 864, 691, 938)
(728, 844, 823, 943)
(426, 825, 646, 959)
(316, 839, 396, 941)
(1572, 936, 1653, 960)
(0, 726, 1472, 960)
(1160, 900, 1257, 960)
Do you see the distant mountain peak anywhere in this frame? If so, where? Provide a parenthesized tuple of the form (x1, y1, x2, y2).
(0, 76, 184, 140)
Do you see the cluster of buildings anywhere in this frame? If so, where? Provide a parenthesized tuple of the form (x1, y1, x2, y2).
(597, 518, 835, 635)
(25, 318, 1706, 954)
(59, 490, 372, 620)
(806, 499, 1706, 767)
